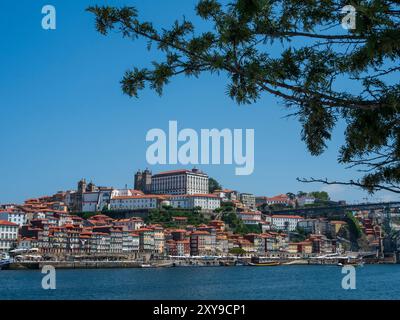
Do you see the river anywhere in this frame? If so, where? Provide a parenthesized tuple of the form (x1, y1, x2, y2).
(1, 265, 399, 300)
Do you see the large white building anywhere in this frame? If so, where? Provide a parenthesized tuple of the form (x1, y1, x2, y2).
(151, 168, 209, 195)
(269, 215, 304, 231)
(169, 194, 221, 211)
(0, 220, 19, 252)
(0, 210, 27, 227)
(109, 195, 168, 211)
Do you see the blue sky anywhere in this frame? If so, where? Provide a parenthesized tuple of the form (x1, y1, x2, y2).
(0, 0, 398, 204)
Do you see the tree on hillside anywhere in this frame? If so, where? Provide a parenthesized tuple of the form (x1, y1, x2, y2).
(87, 0, 400, 194)
(309, 191, 330, 201)
(286, 192, 296, 200)
(209, 177, 223, 193)
(296, 191, 307, 198)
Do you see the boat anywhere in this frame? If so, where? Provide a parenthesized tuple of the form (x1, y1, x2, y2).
(0, 254, 12, 270)
(140, 264, 153, 268)
(248, 256, 281, 266)
(248, 261, 281, 266)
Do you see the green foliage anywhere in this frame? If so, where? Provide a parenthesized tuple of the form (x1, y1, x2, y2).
(88, 1, 400, 194)
(345, 212, 362, 240)
(209, 177, 222, 193)
(222, 211, 261, 234)
(229, 247, 246, 255)
(146, 207, 210, 227)
(73, 211, 102, 220)
(309, 191, 330, 201)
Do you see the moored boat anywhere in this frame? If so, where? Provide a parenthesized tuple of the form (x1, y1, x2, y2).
(248, 261, 281, 266)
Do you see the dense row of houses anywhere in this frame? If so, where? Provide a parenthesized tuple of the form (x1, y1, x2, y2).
(0, 202, 354, 257)
(3, 168, 383, 258)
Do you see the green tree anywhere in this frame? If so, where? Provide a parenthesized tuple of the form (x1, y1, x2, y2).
(229, 247, 246, 256)
(88, 1, 400, 194)
(309, 191, 330, 201)
(296, 191, 308, 198)
(286, 192, 296, 200)
(208, 177, 222, 193)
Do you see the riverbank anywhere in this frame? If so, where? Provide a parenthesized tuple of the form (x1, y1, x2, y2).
(2, 255, 396, 270)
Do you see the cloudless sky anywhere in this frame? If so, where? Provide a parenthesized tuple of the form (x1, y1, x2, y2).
(1, 0, 398, 204)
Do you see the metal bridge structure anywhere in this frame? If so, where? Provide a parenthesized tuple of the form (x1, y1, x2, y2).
(268, 201, 400, 218)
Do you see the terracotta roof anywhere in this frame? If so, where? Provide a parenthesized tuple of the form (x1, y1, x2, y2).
(0, 220, 18, 226)
(272, 215, 303, 219)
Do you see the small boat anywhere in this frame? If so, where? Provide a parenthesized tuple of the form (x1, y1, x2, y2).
(140, 264, 153, 268)
(0, 259, 12, 270)
(248, 261, 281, 267)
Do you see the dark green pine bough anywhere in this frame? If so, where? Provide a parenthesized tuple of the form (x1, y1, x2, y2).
(87, 0, 400, 194)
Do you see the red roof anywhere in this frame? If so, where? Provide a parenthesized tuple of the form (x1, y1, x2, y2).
(0, 220, 18, 226)
(272, 215, 303, 219)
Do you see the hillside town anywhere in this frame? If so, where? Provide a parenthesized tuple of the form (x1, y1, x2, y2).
(0, 168, 397, 268)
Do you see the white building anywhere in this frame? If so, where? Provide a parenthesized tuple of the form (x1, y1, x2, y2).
(270, 215, 304, 231)
(82, 189, 113, 212)
(0, 210, 27, 227)
(0, 220, 19, 252)
(151, 168, 209, 195)
(239, 193, 256, 209)
(111, 189, 144, 198)
(109, 195, 167, 211)
(213, 189, 238, 202)
(169, 194, 221, 211)
(239, 211, 262, 225)
(297, 196, 316, 207)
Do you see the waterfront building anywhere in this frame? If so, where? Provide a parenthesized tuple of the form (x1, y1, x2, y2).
(17, 237, 36, 250)
(90, 232, 111, 253)
(150, 225, 165, 254)
(237, 238, 255, 253)
(166, 239, 190, 256)
(151, 168, 209, 195)
(271, 215, 304, 231)
(170, 229, 187, 241)
(137, 228, 155, 252)
(216, 234, 229, 255)
(262, 234, 275, 252)
(176, 240, 190, 256)
(244, 234, 265, 255)
(169, 194, 221, 211)
(190, 231, 214, 256)
(0, 220, 18, 252)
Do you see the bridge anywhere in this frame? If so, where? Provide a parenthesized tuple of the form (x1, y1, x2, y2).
(268, 201, 400, 217)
